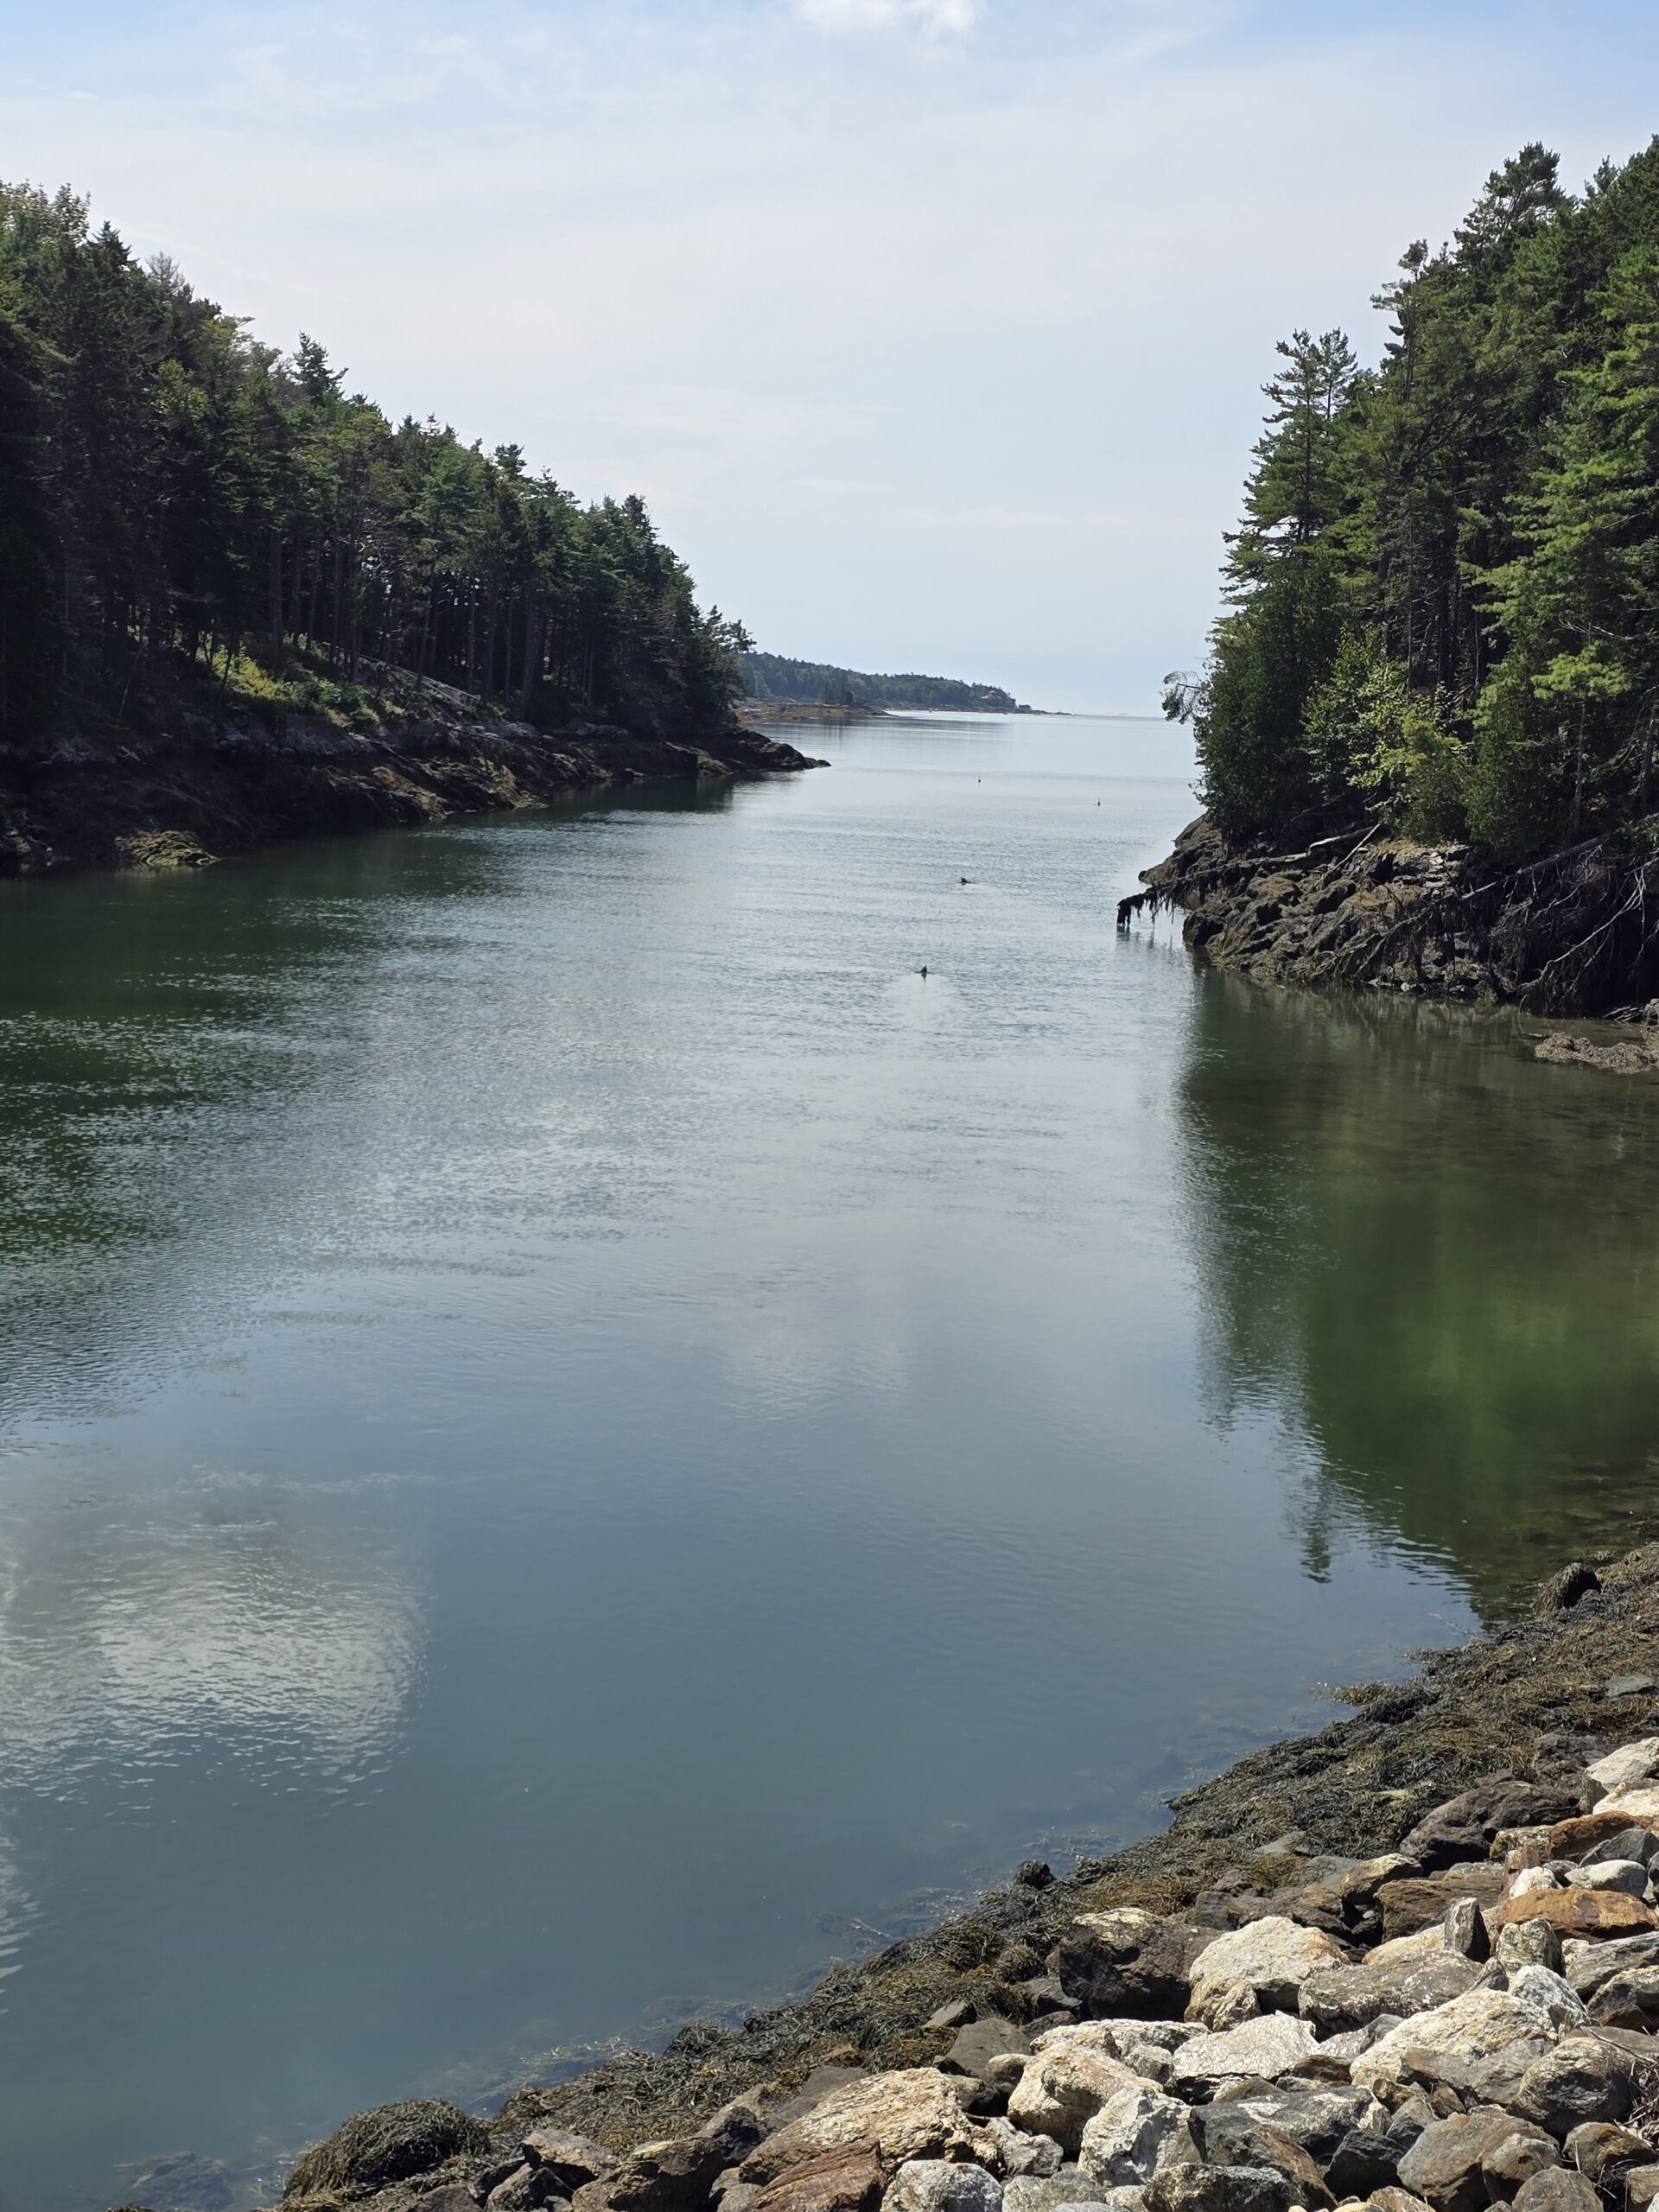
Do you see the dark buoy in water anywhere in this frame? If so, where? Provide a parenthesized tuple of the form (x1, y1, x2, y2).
(959, 875, 969, 885)
(919, 964, 929, 979)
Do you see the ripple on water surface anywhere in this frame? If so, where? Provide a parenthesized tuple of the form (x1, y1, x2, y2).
(0, 716, 1655, 2209)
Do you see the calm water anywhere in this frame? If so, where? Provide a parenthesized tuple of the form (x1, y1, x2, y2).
(3, 715, 1658, 2212)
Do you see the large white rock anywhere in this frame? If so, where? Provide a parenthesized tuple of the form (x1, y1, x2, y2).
(740, 2072, 982, 2183)
(1578, 1859, 1650, 1897)
(1007, 2044, 1157, 2158)
(1300, 1951, 1482, 2035)
(1506, 1964, 1590, 2031)
(1032, 2024, 1198, 2057)
(1078, 2089, 1198, 2190)
(884, 2162, 1005, 2212)
(1592, 1785, 1659, 1822)
(1365, 1925, 1454, 1971)
(1186, 1917, 1347, 2030)
(1510, 1867, 1564, 1898)
(1351, 1988, 1560, 2106)
(1586, 1740, 1659, 1796)
(1030, 2025, 1134, 2057)
(1001, 2177, 1118, 2212)
(977, 2122, 1064, 2180)
(1031, 2022, 1198, 2088)
(1166, 2012, 1319, 2094)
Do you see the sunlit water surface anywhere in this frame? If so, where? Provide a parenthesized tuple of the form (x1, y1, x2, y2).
(3, 715, 1658, 2211)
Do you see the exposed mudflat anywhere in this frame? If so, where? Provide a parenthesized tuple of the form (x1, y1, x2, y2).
(735, 701, 888, 726)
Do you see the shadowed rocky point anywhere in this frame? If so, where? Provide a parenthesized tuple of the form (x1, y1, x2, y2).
(0, 681, 821, 879)
(1123, 817, 1659, 1020)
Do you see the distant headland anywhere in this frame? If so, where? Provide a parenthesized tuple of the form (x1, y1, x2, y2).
(739, 652, 1036, 716)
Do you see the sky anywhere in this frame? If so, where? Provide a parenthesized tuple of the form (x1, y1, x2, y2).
(5, 1, 1659, 713)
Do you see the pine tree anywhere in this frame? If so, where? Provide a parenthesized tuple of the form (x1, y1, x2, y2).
(0, 180, 750, 752)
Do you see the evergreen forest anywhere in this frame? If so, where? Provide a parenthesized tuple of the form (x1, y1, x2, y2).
(1173, 138, 1659, 863)
(739, 652, 1027, 714)
(0, 182, 750, 751)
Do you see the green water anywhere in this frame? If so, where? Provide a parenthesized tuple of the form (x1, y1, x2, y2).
(1181, 979, 1659, 1598)
(0, 715, 1654, 2211)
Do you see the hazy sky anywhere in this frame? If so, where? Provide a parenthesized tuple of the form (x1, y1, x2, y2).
(6, 2, 1658, 710)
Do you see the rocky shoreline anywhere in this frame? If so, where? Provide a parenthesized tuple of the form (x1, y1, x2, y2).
(1122, 817, 1659, 1026)
(0, 694, 823, 879)
(735, 702, 888, 727)
(119, 1543, 1659, 2212)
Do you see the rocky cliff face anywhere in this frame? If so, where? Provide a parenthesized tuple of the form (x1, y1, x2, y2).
(1124, 818, 1659, 1018)
(0, 707, 822, 877)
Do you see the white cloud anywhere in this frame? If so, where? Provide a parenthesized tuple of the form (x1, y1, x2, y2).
(6, 1, 1659, 708)
(0, 1500, 420, 1785)
(795, 0, 982, 35)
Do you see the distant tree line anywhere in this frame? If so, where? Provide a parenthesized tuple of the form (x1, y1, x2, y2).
(741, 652, 1027, 714)
(1172, 138, 1659, 860)
(0, 182, 750, 751)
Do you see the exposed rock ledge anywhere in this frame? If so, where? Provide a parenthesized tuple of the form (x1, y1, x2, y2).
(0, 705, 823, 879)
(736, 701, 888, 727)
(1122, 817, 1659, 1020)
(120, 1543, 1659, 2212)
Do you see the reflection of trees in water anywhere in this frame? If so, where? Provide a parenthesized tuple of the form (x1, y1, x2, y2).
(0, 783, 740, 1421)
(1177, 973, 1659, 1615)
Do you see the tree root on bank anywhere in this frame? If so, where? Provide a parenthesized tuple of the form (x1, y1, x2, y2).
(1122, 813, 1659, 1015)
(1347, 836, 1659, 1012)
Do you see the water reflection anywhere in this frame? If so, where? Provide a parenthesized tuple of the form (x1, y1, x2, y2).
(0, 1465, 420, 2022)
(5, 722, 1645, 2209)
(0, 779, 746, 1427)
(1177, 973, 1659, 1608)
(0, 1476, 419, 1794)
(0, 1470, 422, 2203)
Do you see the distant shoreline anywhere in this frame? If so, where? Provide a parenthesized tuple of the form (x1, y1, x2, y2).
(735, 699, 892, 725)
(739, 701, 1168, 725)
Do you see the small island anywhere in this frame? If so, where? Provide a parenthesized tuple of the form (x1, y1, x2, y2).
(739, 653, 1034, 717)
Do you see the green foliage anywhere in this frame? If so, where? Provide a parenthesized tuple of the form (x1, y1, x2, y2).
(1304, 638, 1467, 838)
(1193, 556, 1340, 835)
(1171, 137, 1659, 859)
(818, 671, 868, 708)
(740, 652, 1026, 712)
(0, 181, 749, 753)
(0, 294, 60, 740)
(1182, 329, 1357, 835)
(219, 645, 388, 731)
